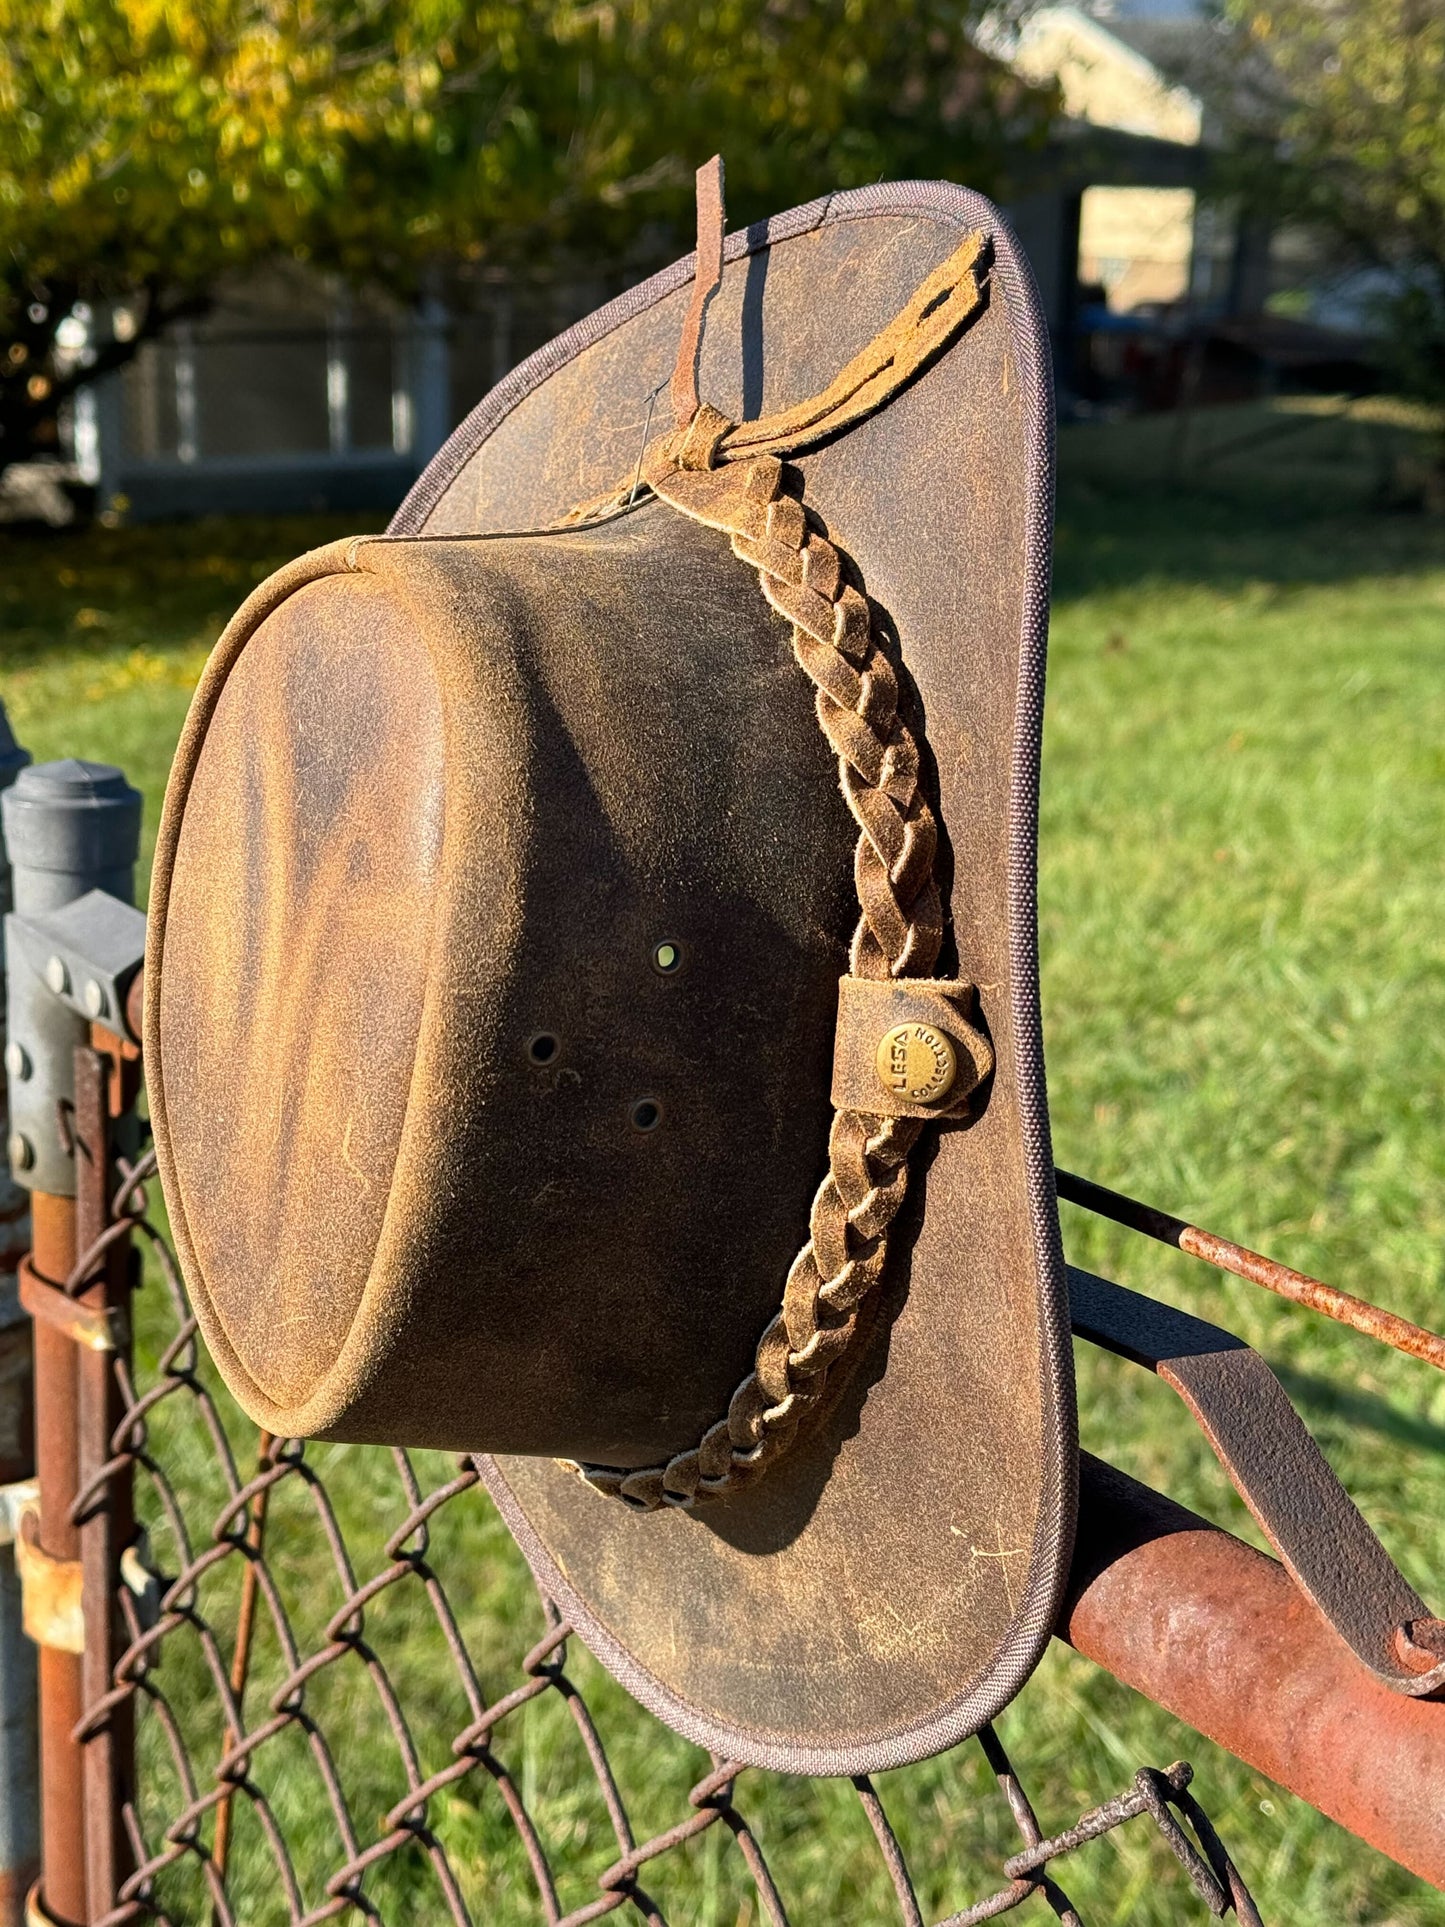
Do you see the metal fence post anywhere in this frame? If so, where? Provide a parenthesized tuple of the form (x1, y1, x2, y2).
(2, 761, 141, 1927)
(0, 707, 36, 1927)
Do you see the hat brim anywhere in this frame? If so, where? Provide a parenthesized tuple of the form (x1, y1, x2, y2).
(393, 182, 1076, 1776)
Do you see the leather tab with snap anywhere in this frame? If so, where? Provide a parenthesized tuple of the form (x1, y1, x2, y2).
(831, 976, 994, 1119)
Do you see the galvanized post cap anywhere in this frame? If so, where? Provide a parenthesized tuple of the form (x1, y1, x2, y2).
(1, 759, 142, 892)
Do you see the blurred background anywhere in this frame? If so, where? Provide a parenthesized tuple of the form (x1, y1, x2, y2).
(1, 0, 1442, 524)
(2, 4, 1443, 1923)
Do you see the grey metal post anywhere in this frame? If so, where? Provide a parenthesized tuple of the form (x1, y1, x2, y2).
(0, 706, 36, 1926)
(3, 761, 141, 1198)
(2, 758, 141, 1925)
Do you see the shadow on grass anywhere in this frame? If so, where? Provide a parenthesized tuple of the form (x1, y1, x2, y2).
(0, 511, 364, 670)
(1055, 399, 1445, 599)
(1275, 1365, 1445, 1461)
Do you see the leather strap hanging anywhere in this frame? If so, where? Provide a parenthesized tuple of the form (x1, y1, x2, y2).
(568, 211, 989, 528)
(669, 156, 727, 431)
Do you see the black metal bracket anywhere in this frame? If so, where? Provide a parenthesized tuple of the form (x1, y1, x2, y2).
(1070, 1266, 1445, 1699)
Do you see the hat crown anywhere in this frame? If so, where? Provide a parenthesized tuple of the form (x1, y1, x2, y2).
(155, 505, 857, 1456)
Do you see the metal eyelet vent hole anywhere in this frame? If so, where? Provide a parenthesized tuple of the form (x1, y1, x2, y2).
(652, 940, 684, 975)
(527, 1033, 560, 1065)
(630, 1098, 663, 1132)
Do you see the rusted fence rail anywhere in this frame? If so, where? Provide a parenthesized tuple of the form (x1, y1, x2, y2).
(2, 730, 1442, 1926)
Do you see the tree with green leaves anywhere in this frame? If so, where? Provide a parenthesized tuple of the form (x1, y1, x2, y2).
(0, 0, 1056, 475)
(1214, 0, 1445, 425)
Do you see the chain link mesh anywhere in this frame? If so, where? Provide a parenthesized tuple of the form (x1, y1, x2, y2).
(76, 1144, 1262, 1927)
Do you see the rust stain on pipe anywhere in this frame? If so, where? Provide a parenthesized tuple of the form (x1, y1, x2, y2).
(28, 1192, 85, 1927)
(1063, 1455, 1445, 1892)
(1056, 1168, 1445, 1373)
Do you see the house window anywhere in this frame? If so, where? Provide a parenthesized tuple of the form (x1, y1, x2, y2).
(1079, 187, 1197, 312)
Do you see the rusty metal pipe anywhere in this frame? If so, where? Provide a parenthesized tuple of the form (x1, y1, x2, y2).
(1062, 1455, 1445, 1891)
(28, 1193, 84, 1927)
(4, 760, 142, 1927)
(1056, 1168, 1445, 1372)
(0, 701, 38, 1927)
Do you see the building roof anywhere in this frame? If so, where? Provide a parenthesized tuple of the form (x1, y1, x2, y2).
(1011, 5, 1204, 145)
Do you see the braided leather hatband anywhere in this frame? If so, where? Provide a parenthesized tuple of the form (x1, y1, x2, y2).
(567, 230, 989, 1510)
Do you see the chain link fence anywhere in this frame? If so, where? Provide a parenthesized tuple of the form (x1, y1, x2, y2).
(7, 730, 1437, 1927)
(58, 1123, 1260, 1927)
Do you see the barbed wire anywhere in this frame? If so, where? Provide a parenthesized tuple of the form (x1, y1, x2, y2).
(72, 1144, 1262, 1927)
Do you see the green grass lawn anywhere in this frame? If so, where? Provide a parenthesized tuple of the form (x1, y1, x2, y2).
(2, 401, 1443, 1924)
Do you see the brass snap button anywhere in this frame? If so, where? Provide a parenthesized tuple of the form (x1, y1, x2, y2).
(875, 1022, 957, 1107)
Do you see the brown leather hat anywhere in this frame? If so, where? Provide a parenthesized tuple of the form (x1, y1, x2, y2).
(146, 169, 1076, 1774)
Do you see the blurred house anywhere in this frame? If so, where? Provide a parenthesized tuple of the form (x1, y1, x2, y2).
(1005, 2, 1377, 413)
(55, 270, 451, 515)
(1008, 3, 1205, 312)
(54, 1, 1362, 519)
(71, 275, 436, 521)
(65, 257, 658, 522)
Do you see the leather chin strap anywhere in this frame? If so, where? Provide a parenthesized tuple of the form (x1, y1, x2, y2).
(1071, 1267, 1445, 1699)
(663, 150, 989, 468)
(681, 229, 988, 467)
(566, 161, 991, 530)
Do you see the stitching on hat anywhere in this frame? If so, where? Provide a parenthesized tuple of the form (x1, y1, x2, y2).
(570, 445, 948, 1512)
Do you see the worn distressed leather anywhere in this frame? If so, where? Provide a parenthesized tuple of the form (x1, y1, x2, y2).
(147, 180, 1075, 1777)
(151, 507, 858, 1460)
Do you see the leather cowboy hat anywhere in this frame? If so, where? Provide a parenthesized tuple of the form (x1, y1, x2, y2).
(146, 164, 1077, 1774)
